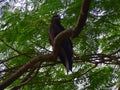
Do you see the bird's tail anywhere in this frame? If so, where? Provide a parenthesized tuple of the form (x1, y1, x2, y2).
(65, 59, 72, 75)
(58, 48, 73, 75)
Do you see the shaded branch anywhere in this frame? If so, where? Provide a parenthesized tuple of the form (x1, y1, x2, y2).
(0, 39, 32, 58)
(0, 54, 53, 90)
(108, 48, 120, 55)
(74, 54, 120, 65)
(0, 65, 21, 74)
(11, 64, 40, 90)
(53, 0, 91, 57)
(0, 52, 38, 64)
(72, 0, 91, 37)
(45, 64, 97, 84)
(0, 39, 21, 54)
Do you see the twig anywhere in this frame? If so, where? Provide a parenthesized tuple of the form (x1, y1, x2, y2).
(0, 52, 38, 64)
(0, 39, 32, 58)
(0, 65, 21, 73)
(108, 48, 120, 55)
(77, 63, 97, 77)
(11, 61, 42, 90)
(47, 64, 97, 84)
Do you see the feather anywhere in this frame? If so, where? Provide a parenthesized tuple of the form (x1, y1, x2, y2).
(48, 15, 73, 74)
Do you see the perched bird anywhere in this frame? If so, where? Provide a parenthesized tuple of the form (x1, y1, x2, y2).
(48, 14, 73, 74)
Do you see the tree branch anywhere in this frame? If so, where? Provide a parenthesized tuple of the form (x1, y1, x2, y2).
(0, 39, 32, 58)
(53, 0, 91, 56)
(45, 64, 97, 84)
(0, 54, 53, 89)
(0, 52, 38, 64)
(11, 66, 40, 90)
(72, 0, 91, 37)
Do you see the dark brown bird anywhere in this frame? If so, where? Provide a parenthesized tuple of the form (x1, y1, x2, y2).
(48, 15, 73, 74)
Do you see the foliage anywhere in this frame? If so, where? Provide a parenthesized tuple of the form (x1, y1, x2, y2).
(0, 0, 120, 90)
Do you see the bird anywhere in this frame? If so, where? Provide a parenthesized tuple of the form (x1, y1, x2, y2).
(48, 14, 73, 74)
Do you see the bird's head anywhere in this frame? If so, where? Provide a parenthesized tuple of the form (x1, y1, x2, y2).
(51, 14, 61, 23)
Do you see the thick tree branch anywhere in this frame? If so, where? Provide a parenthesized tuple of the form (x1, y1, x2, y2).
(72, 0, 91, 37)
(0, 54, 53, 89)
(11, 66, 40, 90)
(53, 0, 91, 56)
(74, 54, 120, 65)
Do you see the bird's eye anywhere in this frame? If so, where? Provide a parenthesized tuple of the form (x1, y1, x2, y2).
(53, 15, 60, 18)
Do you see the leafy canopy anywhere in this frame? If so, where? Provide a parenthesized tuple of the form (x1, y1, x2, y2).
(0, 0, 120, 90)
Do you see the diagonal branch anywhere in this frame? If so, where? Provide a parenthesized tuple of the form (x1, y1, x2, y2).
(0, 39, 21, 53)
(0, 54, 52, 90)
(48, 64, 97, 84)
(53, 0, 91, 58)
(108, 48, 120, 55)
(0, 39, 32, 58)
(72, 0, 91, 37)
(11, 61, 42, 90)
